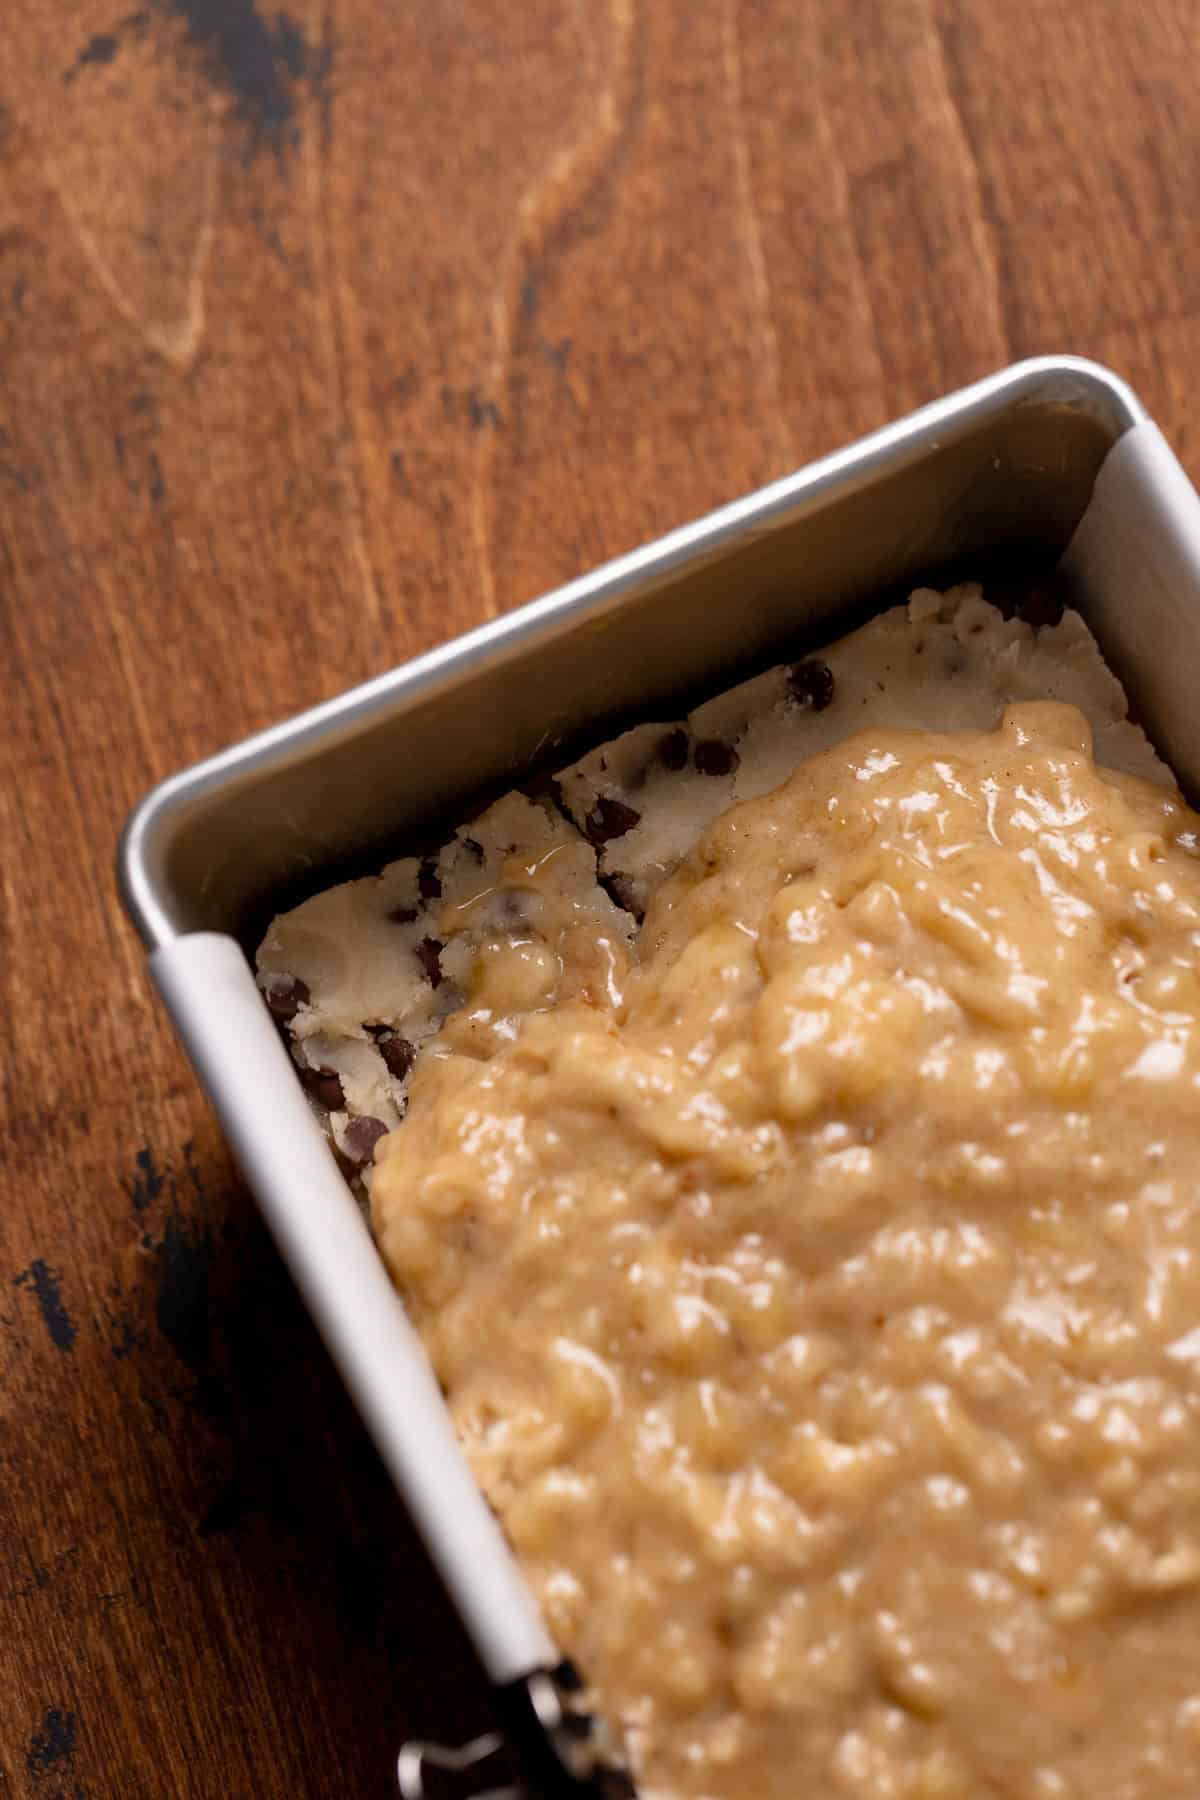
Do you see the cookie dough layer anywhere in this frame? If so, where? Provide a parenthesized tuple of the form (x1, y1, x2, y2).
(555, 584, 1166, 918)
(255, 585, 1167, 1164)
(257, 791, 633, 1164)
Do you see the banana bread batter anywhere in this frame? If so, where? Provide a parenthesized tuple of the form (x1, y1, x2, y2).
(372, 700, 1200, 1799)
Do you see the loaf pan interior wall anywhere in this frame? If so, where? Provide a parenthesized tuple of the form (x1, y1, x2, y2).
(127, 380, 1126, 953)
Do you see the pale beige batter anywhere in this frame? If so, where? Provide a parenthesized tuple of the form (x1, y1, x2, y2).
(373, 700, 1200, 1799)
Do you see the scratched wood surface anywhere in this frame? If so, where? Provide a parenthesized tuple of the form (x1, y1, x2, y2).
(1, 0, 1199, 1793)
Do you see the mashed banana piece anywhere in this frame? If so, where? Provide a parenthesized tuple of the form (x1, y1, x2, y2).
(374, 701, 1200, 1800)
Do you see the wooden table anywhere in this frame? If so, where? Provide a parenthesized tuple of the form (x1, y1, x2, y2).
(2, 2, 1197, 1793)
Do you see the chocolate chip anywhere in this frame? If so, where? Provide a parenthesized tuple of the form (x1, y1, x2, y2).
(342, 1116, 389, 1165)
(693, 738, 739, 777)
(415, 936, 444, 987)
(379, 1035, 416, 1080)
(656, 728, 689, 772)
(553, 1658, 585, 1693)
(582, 795, 642, 845)
(594, 1770, 638, 1799)
(299, 1064, 345, 1111)
(1015, 585, 1066, 629)
(263, 974, 310, 1022)
(599, 871, 644, 924)
(387, 903, 419, 924)
(462, 836, 485, 863)
(418, 857, 442, 900)
(788, 658, 835, 711)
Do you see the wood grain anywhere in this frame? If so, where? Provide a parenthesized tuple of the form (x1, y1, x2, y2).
(1, 1, 1198, 1793)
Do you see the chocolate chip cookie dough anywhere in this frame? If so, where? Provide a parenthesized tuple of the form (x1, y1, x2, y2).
(256, 789, 635, 1166)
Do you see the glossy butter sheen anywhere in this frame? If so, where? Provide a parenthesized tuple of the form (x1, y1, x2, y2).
(374, 702, 1200, 1799)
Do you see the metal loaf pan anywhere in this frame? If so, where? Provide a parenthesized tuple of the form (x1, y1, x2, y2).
(117, 357, 1200, 1796)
